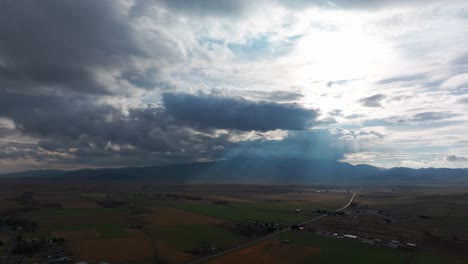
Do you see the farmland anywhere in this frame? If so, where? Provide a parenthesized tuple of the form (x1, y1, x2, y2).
(0, 180, 467, 263)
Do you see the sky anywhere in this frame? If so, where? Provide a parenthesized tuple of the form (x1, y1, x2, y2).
(0, 0, 468, 173)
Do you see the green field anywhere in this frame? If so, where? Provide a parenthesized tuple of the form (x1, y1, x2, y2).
(19, 223, 129, 239)
(21, 207, 129, 217)
(18, 208, 130, 239)
(276, 231, 467, 264)
(278, 231, 412, 264)
(3, 184, 467, 263)
(410, 250, 467, 264)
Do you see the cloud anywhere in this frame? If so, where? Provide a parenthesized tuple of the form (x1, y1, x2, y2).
(457, 96, 468, 104)
(410, 112, 458, 122)
(377, 73, 426, 84)
(0, 0, 193, 98)
(359, 94, 386, 107)
(0, 97, 242, 171)
(345, 114, 366, 119)
(363, 111, 460, 127)
(452, 53, 468, 65)
(0, 0, 149, 96)
(441, 72, 468, 89)
(155, 0, 250, 17)
(445, 154, 468, 162)
(329, 109, 344, 116)
(0, 91, 326, 170)
(242, 90, 304, 102)
(277, 0, 442, 10)
(163, 93, 319, 131)
(327, 78, 362, 87)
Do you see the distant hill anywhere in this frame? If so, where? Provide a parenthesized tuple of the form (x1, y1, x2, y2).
(1, 157, 468, 184)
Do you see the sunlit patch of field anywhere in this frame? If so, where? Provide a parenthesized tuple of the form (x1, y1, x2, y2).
(62, 202, 101, 209)
(207, 239, 321, 264)
(144, 206, 226, 226)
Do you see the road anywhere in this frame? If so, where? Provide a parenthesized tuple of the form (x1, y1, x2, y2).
(187, 192, 356, 264)
(334, 192, 356, 212)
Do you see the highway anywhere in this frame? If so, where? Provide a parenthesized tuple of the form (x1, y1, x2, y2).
(187, 192, 356, 264)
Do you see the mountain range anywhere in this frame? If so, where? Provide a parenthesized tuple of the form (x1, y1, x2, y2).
(2, 157, 468, 185)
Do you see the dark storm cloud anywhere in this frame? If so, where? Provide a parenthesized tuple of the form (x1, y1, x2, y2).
(0, 0, 144, 95)
(135, 0, 434, 18)
(0, 92, 120, 140)
(163, 93, 319, 131)
(0, 91, 237, 165)
(359, 94, 386, 107)
(0, 92, 366, 171)
(157, 0, 247, 17)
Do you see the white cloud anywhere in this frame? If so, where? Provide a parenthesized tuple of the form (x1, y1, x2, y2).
(441, 72, 468, 89)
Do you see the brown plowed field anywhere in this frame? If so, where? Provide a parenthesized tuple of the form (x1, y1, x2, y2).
(207, 239, 321, 264)
(52, 229, 101, 240)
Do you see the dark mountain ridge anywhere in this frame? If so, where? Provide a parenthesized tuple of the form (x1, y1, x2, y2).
(1, 157, 467, 184)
